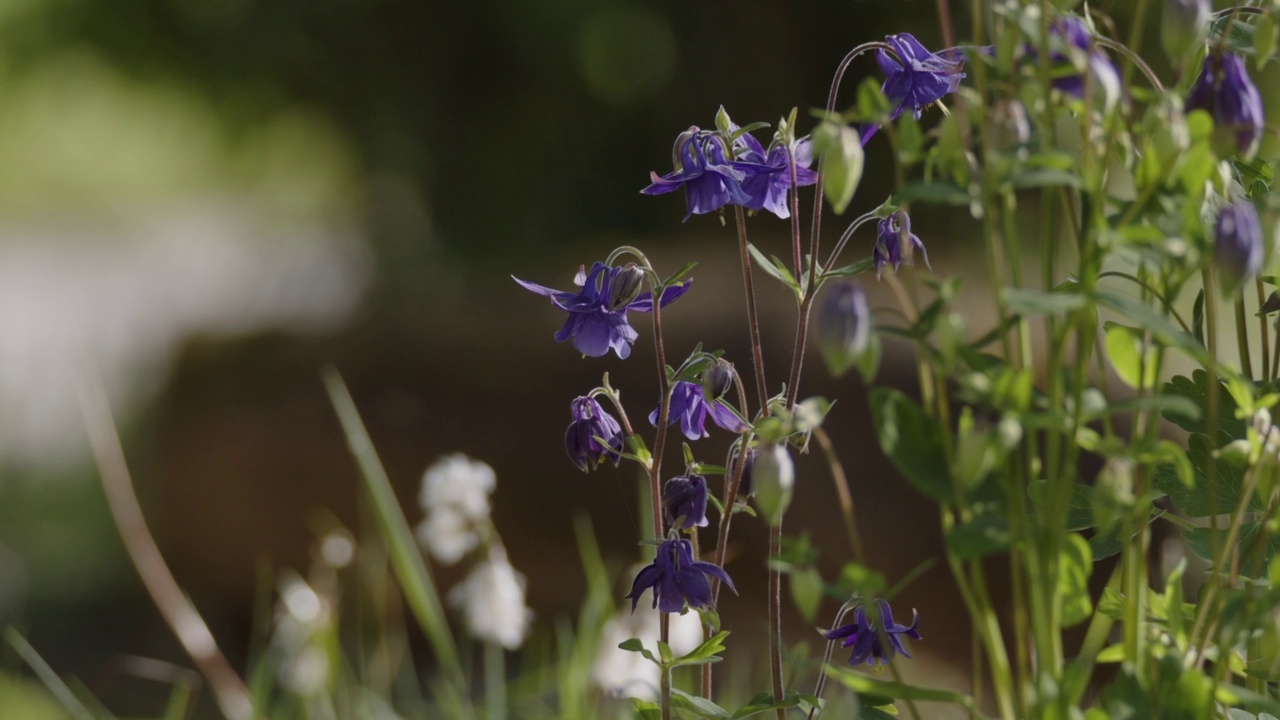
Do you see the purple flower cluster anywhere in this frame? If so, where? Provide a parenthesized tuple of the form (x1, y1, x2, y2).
(825, 599, 921, 666)
(642, 123, 817, 221)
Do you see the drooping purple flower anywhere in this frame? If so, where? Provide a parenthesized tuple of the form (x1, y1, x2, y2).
(873, 211, 929, 278)
(642, 127, 754, 220)
(514, 262, 691, 359)
(648, 380, 746, 441)
(861, 33, 968, 145)
(625, 538, 735, 613)
(565, 396, 624, 473)
(663, 474, 708, 529)
(1214, 200, 1264, 291)
(824, 599, 921, 666)
(1045, 16, 1121, 109)
(734, 131, 819, 219)
(1187, 52, 1265, 157)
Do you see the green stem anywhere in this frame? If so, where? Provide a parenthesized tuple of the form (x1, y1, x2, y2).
(485, 641, 506, 720)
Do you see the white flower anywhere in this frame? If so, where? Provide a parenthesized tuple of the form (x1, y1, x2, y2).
(592, 584, 704, 700)
(415, 454, 496, 564)
(416, 508, 481, 565)
(1254, 408, 1280, 460)
(271, 573, 334, 697)
(419, 453, 495, 520)
(448, 546, 532, 649)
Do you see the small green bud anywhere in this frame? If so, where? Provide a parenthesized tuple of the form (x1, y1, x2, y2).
(752, 443, 795, 526)
(701, 359, 735, 402)
(1092, 458, 1135, 531)
(608, 263, 646, 310)
(1161, 0, 1211, 66)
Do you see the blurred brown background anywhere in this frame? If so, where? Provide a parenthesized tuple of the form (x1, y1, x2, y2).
(0, 0, 1257, 717)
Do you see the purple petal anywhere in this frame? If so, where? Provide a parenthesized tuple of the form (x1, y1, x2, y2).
(571, 313, 618, 357)
(628, 280, 692, 313)
(690, 561, 735, 595)
(707, 400, 747, 433)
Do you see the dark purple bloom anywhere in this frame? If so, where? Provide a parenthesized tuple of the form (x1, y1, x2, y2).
(514, 262, 690, 359)
(565, 396, 624, 473)
(727, 444, 756, 499)
(1214, 201, 1264, 290)
(861, 33, 967, 144)
(1045, 16, 1120, 108)
(873, 211, 929, 278)
(649, 380, 746, 441)
(663, 474, 708, 529)
(642, 127, 754, 220)
(824, 599, 921, 666)
(1187, 52, 1265, 157)
(625, 538, 735, 613)
(734, 132, 818, 219)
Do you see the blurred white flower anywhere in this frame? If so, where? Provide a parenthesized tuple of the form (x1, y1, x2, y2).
(1254, 408, 1280, 460)
(592, 583, 703, 700)
(271, 573, 334, 697)
(448, 546, 532, 649)
(415, 454, 495, 564)
(416, 508, 480, 565)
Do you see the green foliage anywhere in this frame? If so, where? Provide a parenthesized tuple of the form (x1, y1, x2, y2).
(869, 388, 953, 502)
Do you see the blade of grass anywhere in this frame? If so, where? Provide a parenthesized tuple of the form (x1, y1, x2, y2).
(4, 627, 95, 720)
(320, 367, 467, 699)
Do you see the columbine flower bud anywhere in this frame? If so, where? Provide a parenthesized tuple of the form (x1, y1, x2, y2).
(727, 444, 756, 499)
(816, 282, 872, 378)
(701, 359, 735, 402)
(607, 263, 646, 311)
(663, 474, 709, 529)
(1214, 201, 1264, 294)
(752, 443, 795, 525)
(1161, 0, 1211, 66)
(1187, 52, 1265, 158)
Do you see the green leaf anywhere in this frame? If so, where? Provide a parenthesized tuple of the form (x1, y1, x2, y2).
(826, 666, 976, 707)
(1028, 479, 1096, 531)
(832, 562, 887, 598)
(671, 689, 731, 719)
(789, 567, 823, 623)
(1095, 289, 1209, 365)
(896, 113, 922, 163)
(1192, 288, 1205, 346)
(1104, 322, 1157, 389)
(1154, 431, 1260, 517)
(814, 120, 864, 215)
(746, 242, 800, 294)
(1058, 533, 1094, 627)
(618, 637, 660, 665)
(672, 630, 730, 668)
(728, 691, 815, 719)
(822, 257, 874, 280)
(895, 181, 972, 206)
(1184, 522, 1280, 576)
(630, 698, 662, 720)
(868, 388, 953, 502)
(1008, 168, 1082, 190)
(944, 513, 1011, 559)
(1161, 371, 1245, 437)
(1254, 12, 1277, 67)
(663, 260, 698, 286)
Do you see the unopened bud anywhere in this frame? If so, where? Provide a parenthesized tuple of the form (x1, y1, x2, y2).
(671, 127, 699, 173)
(1093, 458, 1135, 531)
(607, 263, 645, 310)
(1214, 201, 1264, 295)
(701, 359, 735, 402)
(816, 282, 873, 378)
(1161, 0, 1211, 66)
(752, 443, 794, 525)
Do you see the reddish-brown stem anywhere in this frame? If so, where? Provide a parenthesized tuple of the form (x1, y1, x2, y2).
(734, 207, 770, 411)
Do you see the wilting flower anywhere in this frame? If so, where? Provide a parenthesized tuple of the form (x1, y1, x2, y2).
(643, 127, 754, 220)
(1214, 200, 1264, 291)
(626, 538, 736, 613)
(1187, 52, 1265, 158)
(873, 211, 929, 278)
(514, 262, 691, 359)
(862, 33, 967, 144)
(566, 396, 624, 472)
(448, 546, 533, 649)
(824, 599, 921, 666)
(816, 282, 873, 378)
(663, 474, 709, 529)
(735, 131, 818, 219)
(649, 380, 746, 441)
(416, 454, 496, 564)
(727, 444, 757, 499)
(1045, 16, 1121, 111)
(592, 598, 703, 700)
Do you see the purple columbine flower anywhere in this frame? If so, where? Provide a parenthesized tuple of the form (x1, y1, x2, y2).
(1214, 201, 1264, 291)
(824, 599, 921, 666)
(1045, 16, 1120, 109)
(626, 538, 735, 613)
(1187, 52, 1265, 158)
(861, 33, 968, 145)
(663, 474, 709, 529)
(734, 131, 819, 219)
(649, 380, 746, 441)
(873, 211, 929, 278)
(565, 396, 624, 473)
(514, 262, 690, 359)
(642, 127, 754, 220)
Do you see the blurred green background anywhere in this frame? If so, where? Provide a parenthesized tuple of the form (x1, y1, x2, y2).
(0, 0, 1273, 717)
